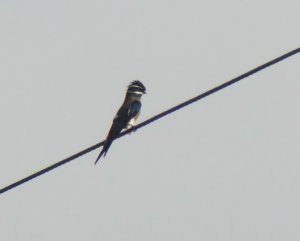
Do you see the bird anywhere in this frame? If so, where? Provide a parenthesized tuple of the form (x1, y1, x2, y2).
(95, 80, 147, 164)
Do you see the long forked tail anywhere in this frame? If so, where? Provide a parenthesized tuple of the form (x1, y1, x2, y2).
(94, 139, 113, 165)
(95, 118, 124, 165)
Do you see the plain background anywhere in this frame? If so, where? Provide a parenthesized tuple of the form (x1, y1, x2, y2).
(0, 0, 299, 240)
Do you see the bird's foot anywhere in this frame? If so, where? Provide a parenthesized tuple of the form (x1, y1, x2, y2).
(126, 124, 136, 134)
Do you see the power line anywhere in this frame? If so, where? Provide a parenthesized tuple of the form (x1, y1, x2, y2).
(0, 47, 299, 195)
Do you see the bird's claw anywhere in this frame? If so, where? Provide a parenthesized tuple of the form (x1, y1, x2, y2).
(126, 124, 137, 134)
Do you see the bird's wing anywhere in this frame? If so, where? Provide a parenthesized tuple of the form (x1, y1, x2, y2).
(127, 101, 141, 119)
(95, 101, 142, 164)
(104, 101, 140, 141)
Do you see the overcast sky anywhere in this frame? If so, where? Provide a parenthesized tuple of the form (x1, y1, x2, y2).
(0, 0, 299, 241)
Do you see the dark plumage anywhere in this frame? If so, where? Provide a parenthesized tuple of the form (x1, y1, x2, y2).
(95, 80, 146, 164)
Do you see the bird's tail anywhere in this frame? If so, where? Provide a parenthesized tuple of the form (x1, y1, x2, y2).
(94, 139, 113, 165)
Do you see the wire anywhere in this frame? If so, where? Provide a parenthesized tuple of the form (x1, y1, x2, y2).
(0, 47, 299, 195)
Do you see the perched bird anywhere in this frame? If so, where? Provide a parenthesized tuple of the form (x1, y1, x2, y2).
(95, 80, 147, 164)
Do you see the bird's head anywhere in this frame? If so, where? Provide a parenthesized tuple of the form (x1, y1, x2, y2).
(127, 80, 147, 96)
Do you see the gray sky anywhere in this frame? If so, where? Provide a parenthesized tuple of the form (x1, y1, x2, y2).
(0, 0, 299, 240)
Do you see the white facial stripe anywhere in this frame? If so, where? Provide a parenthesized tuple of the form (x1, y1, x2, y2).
(130, 85, 142, 88)
(127, 91, 144, 95)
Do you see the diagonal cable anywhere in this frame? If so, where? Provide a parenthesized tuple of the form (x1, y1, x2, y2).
(0, 47, 299, 195)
